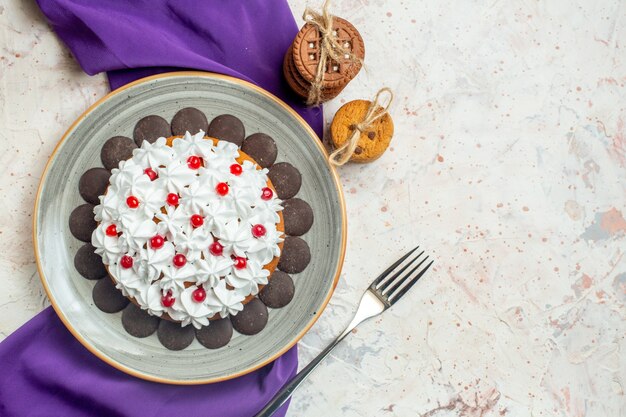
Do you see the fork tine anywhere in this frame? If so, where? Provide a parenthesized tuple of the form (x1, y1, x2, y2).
(371, 245, 419, 287)
(388, 260, 434, 304)
(382, 255, 428, 295)
(377, 251, 424, 292)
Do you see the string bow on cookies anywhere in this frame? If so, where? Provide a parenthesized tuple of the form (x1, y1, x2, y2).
(302, 0, 363, 106)
(329, 88, 394, 166)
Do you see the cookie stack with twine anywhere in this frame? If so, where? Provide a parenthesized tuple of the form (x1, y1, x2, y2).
(283, 0, 365, 106)
(284, 1, 395, 165)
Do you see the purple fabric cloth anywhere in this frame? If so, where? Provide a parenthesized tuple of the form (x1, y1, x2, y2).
(38, 0, 323, 136)
(0, 0, 326, 416)
(0, 309, 297, 417)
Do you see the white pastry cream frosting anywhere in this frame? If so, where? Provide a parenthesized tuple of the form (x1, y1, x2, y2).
(92, 132, 283, 328)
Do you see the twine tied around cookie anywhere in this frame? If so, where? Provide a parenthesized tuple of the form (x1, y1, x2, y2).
(329, 87, 394, 166)
(303, 0, 361, 106)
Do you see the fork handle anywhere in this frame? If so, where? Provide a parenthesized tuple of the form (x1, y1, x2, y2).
(254, 292, 383, 417)
(253, 327, 352, 417)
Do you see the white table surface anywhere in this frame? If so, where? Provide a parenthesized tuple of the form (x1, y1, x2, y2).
(1, 1, 624, 416)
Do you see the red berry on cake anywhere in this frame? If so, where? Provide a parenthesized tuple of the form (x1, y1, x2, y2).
(161, 291, 175, 307)
(261, 187, 273, 200)
(215, 182, 229, 196)
(209, 241, 224, 256)
(166, 193, 179, 206)
(187, 155, 202, 169)
(192, 287, 206, 302)
(150, 235, 165, 249)
(190, 214, 204, 228)
(173, 254, 187, 267)
(252, 224, 266, 238)
(234, 256, 247, 269)
(126, 195, 139, 208)
(230, 163, 243, 176)
(105, 224, 118, 237)
(144, 168, 158, 181)
(120, 255, 133, 269)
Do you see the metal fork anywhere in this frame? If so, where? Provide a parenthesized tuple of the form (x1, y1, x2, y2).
(254, 246, 433, 417)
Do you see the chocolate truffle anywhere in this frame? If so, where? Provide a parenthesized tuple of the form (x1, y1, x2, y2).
(101, 136, 137, 170)
(92, 278, 129, 313)
(195, 318, 233, 349)
(278, 236, 311, 274)
(207, 114, 245, 146)
(230, 298, 268, 335)
(157, 320, 195, 350)
(241, 133, 278, 168)
(74, 243, 106, 280)
(78, 168, 110, 205)
(122, 303, 160, 338)
(171, 107, 209, 136)
(282, 198, 314, 236)
(133, 115, 171, 146)
(268, 162, 301, 199)
(69, 204, 96, 242)
(259, 271, 295, 308)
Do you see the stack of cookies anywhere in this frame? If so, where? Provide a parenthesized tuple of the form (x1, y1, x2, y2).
(283, 16, 364, 104)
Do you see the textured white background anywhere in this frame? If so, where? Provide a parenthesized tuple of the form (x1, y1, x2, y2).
(1, 1, 625, 416)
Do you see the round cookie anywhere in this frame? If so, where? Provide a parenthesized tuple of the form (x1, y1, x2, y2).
(92, 278, 129, 313)
(278, 236, 311, 274)
(101, 136, 137, 170)
(283, 45, 312, 99)
(330, 100, 394, 163)
(133, 115, 171, 146)
(122, 303, 160, 338)
(171, 107, 209, 136)
(207, 114, 245, 147)
(195, 318, 233, 349)
(69, 204, 96, 242)
(282, 45, 343, 102)
(230, 298, 268, 335)
(78, 168, 110, 205)
(268, 162, 302, 199)
(282, 198, 314, 236)
(292, 17, 365, 87)
(241, 133, 278, 168)
(157, 320, 195, 350)
(259, 271, 295, 308)
(74, 243, 106, 280)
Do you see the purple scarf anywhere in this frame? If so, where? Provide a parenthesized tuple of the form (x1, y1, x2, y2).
(0, 1, 323, 416)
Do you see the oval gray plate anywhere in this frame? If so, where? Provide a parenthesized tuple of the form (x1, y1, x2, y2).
(34, 72, 346, 384)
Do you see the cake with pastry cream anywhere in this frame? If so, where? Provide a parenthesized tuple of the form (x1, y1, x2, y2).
(91, 131, 284, 329)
